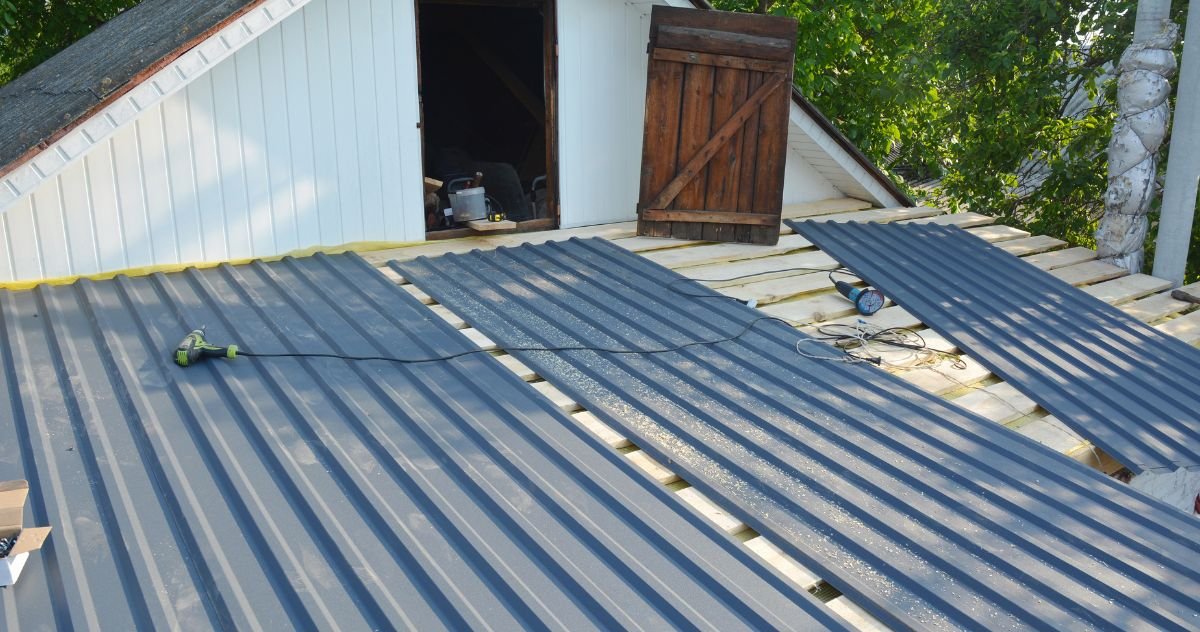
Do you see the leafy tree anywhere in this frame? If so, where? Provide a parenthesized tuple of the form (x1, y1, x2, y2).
(718, 0, 1194, 280)
(0, 0, 140, 85)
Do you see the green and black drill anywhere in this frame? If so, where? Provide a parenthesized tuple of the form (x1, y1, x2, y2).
(174, 329, 239, 367)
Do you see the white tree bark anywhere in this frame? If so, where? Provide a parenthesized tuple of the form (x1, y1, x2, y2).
(1133, 0, 1172, 42)
(1096, 16, 1178, 273)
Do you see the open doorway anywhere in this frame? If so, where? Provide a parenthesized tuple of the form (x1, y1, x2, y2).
(416, 0, 558, 238)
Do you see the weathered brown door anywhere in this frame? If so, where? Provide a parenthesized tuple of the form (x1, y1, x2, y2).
(637, 6, 797, 245)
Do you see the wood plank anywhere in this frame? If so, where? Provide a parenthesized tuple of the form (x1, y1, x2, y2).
(641, 210, 779, 225)
(626, 450, 680, 485)
(571, 410, 631, 449)
(649, 4, 798, 40)
(901, 211, 994, 228)
(649, 207, 942, 270)
(681, 250, 839, 286)
(496, 354, 537, 381)
(1157, 309, 1200, 344)
(1022, 246, 1097, 270)
(1078, 273, 1171, 305)
(428, 304, 467, 329)
(642, 233, 814, 269)
(748, 66, 790, 245)
(763, 290, 892, 325)
(675, 487, 746, 534)
(720, 270, 839, 305)
(612, 235, 702, 253)
(638, 58, 686, 238)
(702, 65, 749, 243)
(780, 197, 872, 219)
(653, 47, 790, 73)
(466, 219, 518, 232)
(1120, 281, 1200, 323)
(963, 224, 1030, 242)
(826, 597, 891, 632)
(899, 356, 993, 396)
(531, 381, 581, 412)
(1007, 415, 1085, 454)
(950, 382, 1039, 424)
(807, 206, 942, 224)
(1049, 260, 1127, 287)
(993, 235, 1066, 256)
(669, 61, 718, 241)
(734, 70, 764, 243)
(743, 536, 821, 590)
(403, 284, 434, 305)
(461, 328, 497, 351)
(377, 265, 406, 284)
(655, 24, 794, 62)
(645, 74, 783, 213)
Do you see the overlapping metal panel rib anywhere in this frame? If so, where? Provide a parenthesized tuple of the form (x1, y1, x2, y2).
(790, 219, 1200, 474)
(0, 252, 845, 631)
(395, 237, 1200, 632)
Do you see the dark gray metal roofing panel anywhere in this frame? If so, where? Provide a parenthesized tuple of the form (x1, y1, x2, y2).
(395, 237, 1200, 632)
(0, 252, 846, 631)
(789, 219, 1200, 474)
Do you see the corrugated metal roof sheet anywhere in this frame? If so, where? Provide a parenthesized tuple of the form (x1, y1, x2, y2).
(789, 219, 1200, 474)
(395, 237, 1200, 632)
(0, 252, 847, 631)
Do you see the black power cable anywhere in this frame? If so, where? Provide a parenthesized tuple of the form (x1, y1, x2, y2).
(236, 314, 798, 364)
(227, 267, 951, 367)
(664, 266, 859, 302)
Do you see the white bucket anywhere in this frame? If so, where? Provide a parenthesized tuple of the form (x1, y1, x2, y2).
(450, 187, 487, 222)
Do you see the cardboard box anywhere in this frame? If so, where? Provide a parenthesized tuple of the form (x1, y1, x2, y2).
(0, 480, 51, 587)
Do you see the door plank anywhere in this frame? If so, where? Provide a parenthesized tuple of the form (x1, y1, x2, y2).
(645, 75, 784, 212)
(703, 66, 750, 242)
(638, 59, 686, 238)
(673, 62, 718, 240)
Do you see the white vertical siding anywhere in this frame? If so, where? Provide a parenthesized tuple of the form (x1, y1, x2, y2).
(554, 0, 853, 228)
(0, 0, 423, 283)
(557, 0, 653, 228)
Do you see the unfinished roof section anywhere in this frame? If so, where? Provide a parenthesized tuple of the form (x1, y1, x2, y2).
(790, 219, 1200, 474)
(395, 237, 1200, 631)
(0, 253, 846, 630)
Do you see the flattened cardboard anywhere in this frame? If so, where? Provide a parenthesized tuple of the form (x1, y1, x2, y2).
(0, 480, 29, 533)
(9, 526, 51, 556)
(0, 480, 51, 586)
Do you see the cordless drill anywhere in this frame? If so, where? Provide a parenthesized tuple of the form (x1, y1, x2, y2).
(174, 329, 238, 367)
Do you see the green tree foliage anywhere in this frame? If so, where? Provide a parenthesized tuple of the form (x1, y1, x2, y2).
(0, 0, 140, 85)
(717, 0, 1193, 278)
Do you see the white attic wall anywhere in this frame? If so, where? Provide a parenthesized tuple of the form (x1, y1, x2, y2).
(554, 0, 875, 230)
(0, 0, 891, 282)
(0, 0, 424, 283)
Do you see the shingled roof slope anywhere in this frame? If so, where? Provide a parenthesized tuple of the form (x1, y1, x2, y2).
(0, 0, 261, 178)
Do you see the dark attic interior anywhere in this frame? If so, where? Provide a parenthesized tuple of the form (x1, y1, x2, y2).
(417, 1, 554, 235)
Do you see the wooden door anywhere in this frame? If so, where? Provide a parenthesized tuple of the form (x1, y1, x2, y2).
(637, 6, 797, 245)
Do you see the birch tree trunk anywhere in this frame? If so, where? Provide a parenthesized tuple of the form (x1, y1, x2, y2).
(1095, 4, 1178, 273)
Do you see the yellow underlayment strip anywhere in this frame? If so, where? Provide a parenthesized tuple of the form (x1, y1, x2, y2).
(0, 240, 425, 290)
